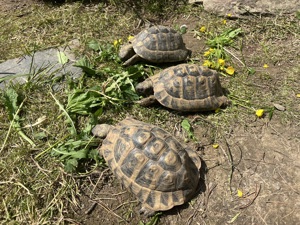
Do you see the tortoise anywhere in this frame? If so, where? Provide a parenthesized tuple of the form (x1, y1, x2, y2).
(119, 25, 191, 66)
(136, 63, 230, 112)
(92, 117, 201, 216)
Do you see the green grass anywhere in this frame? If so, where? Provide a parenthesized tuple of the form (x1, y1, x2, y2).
(0, 1, 299, 224)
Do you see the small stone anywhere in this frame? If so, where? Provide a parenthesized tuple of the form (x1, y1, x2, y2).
(0, 44, 82, 90)
(188, 0, 202, 4)
(273, 103, 285, 111)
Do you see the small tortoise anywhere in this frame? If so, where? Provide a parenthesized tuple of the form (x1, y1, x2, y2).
(119, 25, 191, 66)
(136, 63, 230, 112)
(92, 118, 201, 216)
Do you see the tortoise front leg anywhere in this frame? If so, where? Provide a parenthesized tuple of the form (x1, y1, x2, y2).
(123, 54, 143, 66)
(136, 95, 157, 106)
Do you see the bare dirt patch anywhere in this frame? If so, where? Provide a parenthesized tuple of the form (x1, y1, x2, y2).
(0, 0, 39, 13)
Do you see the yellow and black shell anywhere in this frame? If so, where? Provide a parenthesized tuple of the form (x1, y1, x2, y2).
(100, 118, 201, 213)
(151, 64, 229, 111)
(132, 25, 190, 63)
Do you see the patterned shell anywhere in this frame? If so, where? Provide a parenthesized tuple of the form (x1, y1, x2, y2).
(132, 25, 190, 63)
(100, 118, 201, 212)
(151, 64, 228, 111)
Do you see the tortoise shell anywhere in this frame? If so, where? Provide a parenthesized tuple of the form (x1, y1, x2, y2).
(99, 118, 201, 214)
(150, 63, 229, 111)
(123, 25, 191, 64)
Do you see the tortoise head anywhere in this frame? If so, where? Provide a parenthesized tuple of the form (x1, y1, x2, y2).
(135, 78, 154, 96)
(119, 44, 135, 61)
(92, 124, 113, 138)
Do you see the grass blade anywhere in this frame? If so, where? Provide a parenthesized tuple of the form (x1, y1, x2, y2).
(49, 92, 77, 135)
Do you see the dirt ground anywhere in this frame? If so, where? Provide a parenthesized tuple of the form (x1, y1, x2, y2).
(0, 0, 37, 12)
(1, 1, 299, 225)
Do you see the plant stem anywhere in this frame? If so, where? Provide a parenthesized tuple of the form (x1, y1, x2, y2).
(0, 97, 36, 153)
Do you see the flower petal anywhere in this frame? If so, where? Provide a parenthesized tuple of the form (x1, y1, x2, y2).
(255, 109, 264, 118)
(237, 189, 243, 197)
(200, 26, 206, 32)
(212, 144, 219, 149)
(225, 66, 235, 75)
(218, 58, 225, 66)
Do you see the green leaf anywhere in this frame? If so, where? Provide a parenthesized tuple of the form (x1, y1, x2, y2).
(64, 158, 78, 172)
(206, 28, 243, 48)
(140, 212, 162, 225)
(74, 57, 96, 76)
(247, 67, 256, 75)
(3, 88, 19, 120)
(181, 119, 197, 141)
(66, 89, 104, 115)
(57, 51, 69, 65)
(53, 147, 89, 159)
(50, 92, 77, 135)
(88, 39, 101, 51)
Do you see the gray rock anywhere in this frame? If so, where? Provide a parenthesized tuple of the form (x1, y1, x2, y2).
(189, 0, 300, 17)
(0, 45, 82, 89)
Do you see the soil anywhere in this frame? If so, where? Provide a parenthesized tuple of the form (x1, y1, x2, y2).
(1, 1, 299, 225)
(0, 0, 38, 13)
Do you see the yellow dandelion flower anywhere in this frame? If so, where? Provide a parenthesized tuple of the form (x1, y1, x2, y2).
(203, 60, 212, 67)
(113, 40, 119, 47)
(237, 189, 243, 197)
(200, 26, 206, 32)
(225, 66, 235, 75)
(127, 35, 134, 41)
(263, 64, 269, 68)
(212, 144, 219, 149)
(223, 19, 227, 25)
(113, 39, 122, 47)
(297, 94, 300, 98)
(218, 58, 225, 66)
(204, 50, 211, 57)
(227, 13, 232, 17)
(255, 109, 264, 118)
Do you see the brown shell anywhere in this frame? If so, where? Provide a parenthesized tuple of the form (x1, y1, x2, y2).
(151, 64, 229, 111)
(132, 25, 190, 63)
(100, 118, 201, 212)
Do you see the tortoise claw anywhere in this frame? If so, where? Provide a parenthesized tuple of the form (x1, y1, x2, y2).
(139, 206, 156, 217)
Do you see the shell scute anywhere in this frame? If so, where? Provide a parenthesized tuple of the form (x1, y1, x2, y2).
(158, 149, 181, 171)
(132, 128, 152, 148)
(113, 139, 127, 163)
(121, 149, 146, 178)
(135, 161, 163, 189)
(144, 137, 166, 160)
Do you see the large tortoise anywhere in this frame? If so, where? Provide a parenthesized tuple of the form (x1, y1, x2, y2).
(136, 63, 230, 112)
(119, 25, 191, 66)
(92, 117, 201, 216)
